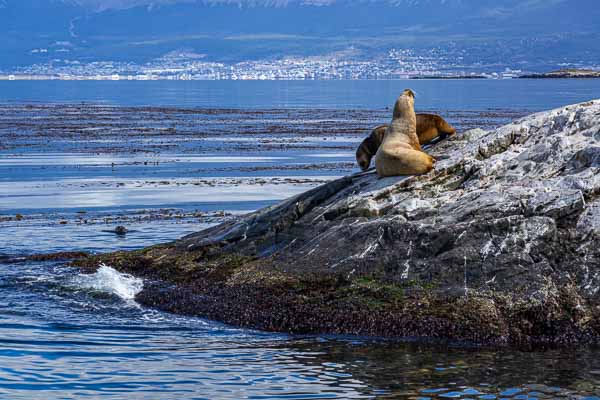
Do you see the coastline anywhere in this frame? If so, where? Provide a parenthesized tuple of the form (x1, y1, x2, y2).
(519, 69, 600, 79)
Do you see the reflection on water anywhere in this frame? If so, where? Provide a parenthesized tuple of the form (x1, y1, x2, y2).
(0, 260, 370, 399)
(1, 260, 600, 399)
(319, 344, 600, 399)
(0, 177, 319, 211)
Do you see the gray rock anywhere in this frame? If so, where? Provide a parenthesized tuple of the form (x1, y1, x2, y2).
(181, 100, 600, 289)
(94, 99, 600, 345)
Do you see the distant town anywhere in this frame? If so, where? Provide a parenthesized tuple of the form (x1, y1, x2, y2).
(0, 48, 596, 81)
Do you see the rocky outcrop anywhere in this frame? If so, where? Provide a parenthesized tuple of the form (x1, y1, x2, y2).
(76, 100, 600, 346)
(520, 69, 600, 79)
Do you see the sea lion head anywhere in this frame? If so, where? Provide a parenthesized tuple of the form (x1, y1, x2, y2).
(356, 133, 378, 171)
(403, 89, 416, 98)
(356, 125, 387, 171)
(356, 147, 371, 171)
(393, 89, 416, 119)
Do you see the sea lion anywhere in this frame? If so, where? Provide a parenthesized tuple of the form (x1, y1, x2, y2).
(416, 113, 456, 144)
(375, 89, 436, 177)
(356, 114, 456, 171)
(356, 125, 387, 172)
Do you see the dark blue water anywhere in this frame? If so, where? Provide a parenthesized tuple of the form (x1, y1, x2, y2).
(2, 79, 600, 110)
(1, 80, 600, 399)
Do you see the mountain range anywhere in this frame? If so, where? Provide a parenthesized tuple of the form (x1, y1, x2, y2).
(1, 0, 599, 72)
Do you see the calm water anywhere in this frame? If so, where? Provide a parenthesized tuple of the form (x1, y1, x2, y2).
(2, 79, 600, 110)
(1, 80, 600, 399)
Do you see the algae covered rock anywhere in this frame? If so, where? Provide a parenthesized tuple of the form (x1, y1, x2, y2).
(81, 99, 600, 346)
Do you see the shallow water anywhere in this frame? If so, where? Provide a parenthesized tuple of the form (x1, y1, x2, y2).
(1, 80, 600, 399)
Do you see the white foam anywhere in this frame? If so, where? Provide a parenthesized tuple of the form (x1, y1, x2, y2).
(73, 263, 143, 300)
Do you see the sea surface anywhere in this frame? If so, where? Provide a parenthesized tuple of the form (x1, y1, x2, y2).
(1, 79, 600, 399)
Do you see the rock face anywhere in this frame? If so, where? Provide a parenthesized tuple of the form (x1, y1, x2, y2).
(77, 100, 600, 346)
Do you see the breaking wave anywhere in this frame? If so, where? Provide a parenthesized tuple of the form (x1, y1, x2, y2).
(72, 263, 144, 300)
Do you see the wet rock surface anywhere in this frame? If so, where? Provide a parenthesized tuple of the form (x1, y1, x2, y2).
(76, 100, 600, 346)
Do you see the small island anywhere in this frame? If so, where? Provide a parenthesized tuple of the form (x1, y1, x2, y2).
(67, 99, 600, 347)
(520, 68, 600, 79)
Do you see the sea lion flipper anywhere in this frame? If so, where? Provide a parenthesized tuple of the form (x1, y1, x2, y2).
(376, 148, 434, 177)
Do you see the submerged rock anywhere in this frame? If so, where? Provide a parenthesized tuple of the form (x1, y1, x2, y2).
(114, 226, 128, 236)
(76, 100, 600, 346)
(102, 226, 129, 235)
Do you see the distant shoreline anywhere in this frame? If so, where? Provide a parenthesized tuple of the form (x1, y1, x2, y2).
(0, 76, 495, 81)
(0, 71, 599, 81)
(410, 75, 487, 80)
(519, 69, 600, 79)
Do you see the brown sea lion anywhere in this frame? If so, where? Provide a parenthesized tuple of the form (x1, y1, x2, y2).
(356, 114, 455, 171)
(375, 89, 435, 177)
